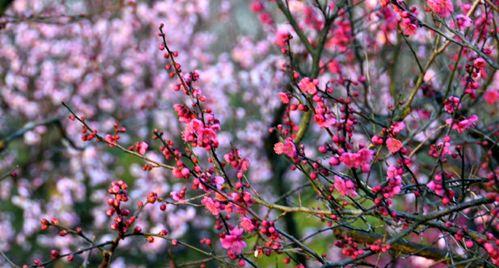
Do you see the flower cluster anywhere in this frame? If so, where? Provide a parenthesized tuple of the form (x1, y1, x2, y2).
(427, 0, 454, 18)
(427, 173, 455, 205)
(220, 227, 247, 258)
(106, 180, 135, 235)
(339, 148, 373, 172)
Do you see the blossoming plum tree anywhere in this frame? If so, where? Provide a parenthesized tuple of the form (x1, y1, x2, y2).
(0, 0, 498, 267)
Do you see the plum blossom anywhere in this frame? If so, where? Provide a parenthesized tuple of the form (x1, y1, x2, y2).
(473, 58, 488, 79)
(223, 149, 250, 179)
(314, 113, 337, 128)
(400, 17, 418, 36)
(446, 115, 479, 133)
(455, 14, 472, 29)
(427, 0, 454, 18)
(220, 227, 246, 256)
(202, 196, 220, 216)
(484, 242, 499, 266)
(427, 173, 454, 204)
(172, 163, 190, 179)
(386, 137, 403, 154)
(240, 217, 256, 232)
(444, 96, 461, 114)
(130, 141, 149, 155)
(429, 136, 453, 158)
(314, 98, 336, 128)
(275, 31, 291, 48)
(371, 135, 384, 145)
(171, 187, 187, 203)
(298, 77, 318, 95)
(484, 89, 499, 105)
(274, 138, 296, 158)
(182, 119, 220, 149)
(278, 92, 290, 104)
(380, 165, 402, 199)
(339, 148, 373, 172)
(174, 104, 196, 123)
(334, 176, 357, 197)
(391, 121, 406, 134)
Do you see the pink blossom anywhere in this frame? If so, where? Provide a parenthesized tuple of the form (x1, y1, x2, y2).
(172, 163, 190, 179)
(104, 134, 118, 147)
(455, 15, 472, 29)
(484, 89, 499, 105)
(278, 92, 290, 104)
(339, 148, 373, 172)
(446, 115, 478, 133)
(174, 104, 195, 123)
(250, 0, 264, 13)
(313, 98, 336, 128)
(202, 196, 220, 216)
(274, 138, 296, 158)
(171, 187, 187, 203)
(427, 0, 454, 18)
(444, 96, 461, 113)
(214, 176, 225, 190)
(135, 141, 149, 155)
(473, 58, 487, 79)
(400, 18, 417, 36)
(314, 113, 336, 128)
(371, 135, 384, 146)
(484, 243, 499, 265)
(427, 174, 454, 203)
(384, 165, 402, 198)
(183, 119, 219, 149)
(298, 77, 318, 95)
(275, 31, 291, 48)
(240, 217, 256, 232)
(386, 138, 403, 154)
(391, 122, 406, 134)
(223, 149, 250, 179)
(474, 58, 486, 69)
(334, 176, 357, 197)
(327, 60, 341, 74)
(427, 178, 443, 196)
(429, 136, 452, 158)
(3, 0, 497, 264)
(220, 227, 246, 256)
(327, 20, 353, 51)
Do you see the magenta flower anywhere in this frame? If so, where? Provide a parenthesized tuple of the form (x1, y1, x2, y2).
(484, 89, 499, 105)
(334, 176, 357, 198)
(240, 217, 256, 232)
(129, 141, 148, 155)
(220, 227, 246, 255)
(386, 137, 403, 154)
(446, 115, 479, 133)
(298, 77, 318, 95)
(183, 119, 219, 149)
(427, 0, 454, 18)
(274, 138, 297, 158)
(202, 196, 220, 216)
(339, 148, 373, 172)
(278, 92, 290, 104)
